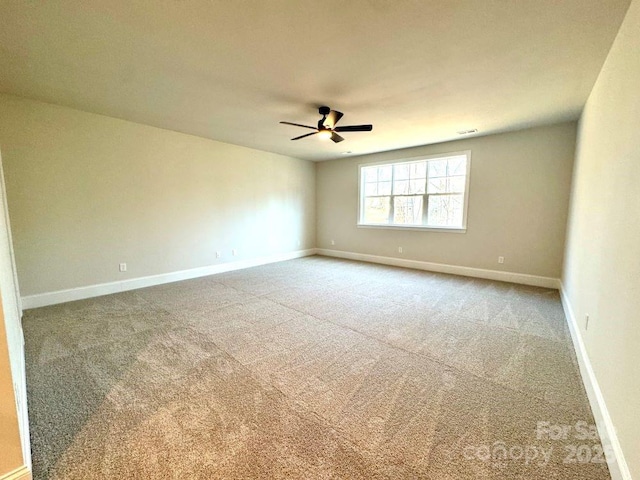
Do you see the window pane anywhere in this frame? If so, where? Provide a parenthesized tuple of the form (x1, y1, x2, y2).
(427, 194, 464, 227)
(393, 180, 409, 195)
(409, 179, 426, 194)
(427, 178, 447, 194)
(428, 176, 466, 193)
(411, 162, 427, 177)
(364, 167, 378, 182)
(364, 182, 377, 196)
(378, 181, 392, 195)
(448, 175, 466, 193)
(363, 197, 390, 224)
(428, 160, 447, 178)
(393, 196, 423, 225)
(394, 163, 410, 180)
(379, 166, 392, 181)
(447, 156, 467, 176)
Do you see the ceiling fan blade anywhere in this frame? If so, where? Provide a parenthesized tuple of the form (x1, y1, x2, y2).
(280, 121, 317, 130)
(334, 124, 373, 132)
(331, 132, 345, 143)
(291, 131, 318, 141)
(323, 110, 344, 129)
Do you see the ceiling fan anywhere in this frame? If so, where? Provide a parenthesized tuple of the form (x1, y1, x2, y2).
(280, 106, 373, 143)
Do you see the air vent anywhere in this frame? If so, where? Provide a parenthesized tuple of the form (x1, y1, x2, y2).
(457, 129, 478, 135)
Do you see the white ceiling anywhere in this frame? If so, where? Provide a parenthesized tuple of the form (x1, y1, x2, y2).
(0, 0, 631, 161)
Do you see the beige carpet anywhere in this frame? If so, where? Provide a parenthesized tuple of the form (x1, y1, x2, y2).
(23, 256, 610, 479)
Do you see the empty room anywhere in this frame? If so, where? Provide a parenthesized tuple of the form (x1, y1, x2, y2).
(0, 1, 638, 479)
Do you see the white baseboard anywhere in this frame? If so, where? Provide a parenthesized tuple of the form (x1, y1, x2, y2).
(0, 465, 31, 480)
(559, 285, 631, 480)
(21, 249, 317, 309)
(316, 249, 560, 289)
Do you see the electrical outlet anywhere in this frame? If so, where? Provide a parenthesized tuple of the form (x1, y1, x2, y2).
(398, 246, 403, 253)
(585, 314, 590, 330)
(232, 249, 237, 256)
(498, 256, 505, 264)
(331, 239, 335, 246)
(216, 251, 221, 259)
(119, 263, 127, 272)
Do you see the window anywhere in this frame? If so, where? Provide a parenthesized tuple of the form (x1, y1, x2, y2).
(359, 151, 470, 230)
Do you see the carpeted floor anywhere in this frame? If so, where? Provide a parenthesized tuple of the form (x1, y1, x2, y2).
(23, 256, 610, 479)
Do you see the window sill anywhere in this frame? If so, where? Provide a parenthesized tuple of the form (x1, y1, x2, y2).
(357, 223, 467, 233)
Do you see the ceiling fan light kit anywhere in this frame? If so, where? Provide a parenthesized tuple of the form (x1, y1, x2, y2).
(317, 129, 332, 140)
(280, 106, 373, 144)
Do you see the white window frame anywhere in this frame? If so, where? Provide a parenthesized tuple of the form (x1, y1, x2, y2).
(357, 150, 471, 232)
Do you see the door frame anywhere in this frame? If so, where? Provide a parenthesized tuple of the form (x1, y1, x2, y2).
(0, 148, 31, 468)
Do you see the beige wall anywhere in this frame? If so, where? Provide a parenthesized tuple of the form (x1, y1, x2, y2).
(0, 293, 24, 476)
(317, 123, 576, 278)
(562, 0, 639, 476)
(0, 94, 316, 296)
